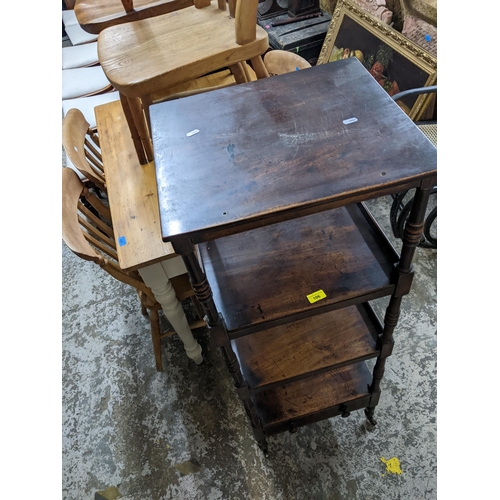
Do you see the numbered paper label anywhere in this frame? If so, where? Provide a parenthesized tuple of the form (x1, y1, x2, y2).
(307, 289, 327, 304)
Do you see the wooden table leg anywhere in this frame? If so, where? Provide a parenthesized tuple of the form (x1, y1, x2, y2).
(138, 262, 203, 365)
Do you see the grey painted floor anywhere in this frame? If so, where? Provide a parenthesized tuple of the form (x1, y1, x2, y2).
(62, 181, 437, 499)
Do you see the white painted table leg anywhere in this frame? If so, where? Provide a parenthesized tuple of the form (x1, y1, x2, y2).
(138, 262, 203, 364)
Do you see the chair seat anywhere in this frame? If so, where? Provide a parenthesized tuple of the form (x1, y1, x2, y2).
(65, 23, 99, 45)
(62, 9, 79, 27)
(62, 91, 120, 127)
(62, 67, 113, 100)
(418, 124, 437, 147)
(98, 4, 269, 97)
(62, 42, 99, 69)
(75, 0, 193, 34)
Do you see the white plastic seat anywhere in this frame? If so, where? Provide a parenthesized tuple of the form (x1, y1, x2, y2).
(62, 42, 99, 69)
(62, 91, 120, 128)
(62, 67, 113, 100)
(62, 9, 79, 27)
(63, 7, 98, 45)
(64, 23, 98, 45)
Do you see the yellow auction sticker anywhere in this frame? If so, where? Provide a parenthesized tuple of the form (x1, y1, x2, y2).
(307, 289, 327, 304)
(381, 457, 402, 475)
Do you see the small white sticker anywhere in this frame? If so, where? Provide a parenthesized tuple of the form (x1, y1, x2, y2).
(343, 117, 358, 125)
(186, 129, 200, 137)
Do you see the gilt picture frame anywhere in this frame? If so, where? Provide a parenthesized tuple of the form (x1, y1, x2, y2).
(317, 0, 437, 121)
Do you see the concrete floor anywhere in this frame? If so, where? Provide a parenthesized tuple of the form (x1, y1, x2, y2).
(62, 178, 437, 499)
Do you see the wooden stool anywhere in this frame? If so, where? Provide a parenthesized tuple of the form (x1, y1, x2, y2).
(98, 0, 269, 164)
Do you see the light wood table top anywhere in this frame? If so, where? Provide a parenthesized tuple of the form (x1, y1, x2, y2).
(95, 100, 178, 271)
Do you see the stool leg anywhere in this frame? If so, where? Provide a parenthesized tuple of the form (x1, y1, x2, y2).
(119, 93, 147, 165)
(126, 95, 155, 163)
(229, 63, 248, 84)
(139, 263, 203, 365)
(241, 61, 257, 82)
(250, 56, 270, 79)
(250, 56, 269, 80)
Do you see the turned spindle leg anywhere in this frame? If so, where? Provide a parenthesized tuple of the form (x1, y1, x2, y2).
(138, 263, 203, 365)
(366, 182, 433, 424)
(172, 236, 268, 452)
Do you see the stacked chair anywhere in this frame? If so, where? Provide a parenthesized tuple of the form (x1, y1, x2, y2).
(62, 108, 206, 371)
(62, 3, 119, 142)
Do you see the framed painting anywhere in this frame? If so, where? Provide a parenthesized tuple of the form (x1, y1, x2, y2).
(317, 0, 437, 121)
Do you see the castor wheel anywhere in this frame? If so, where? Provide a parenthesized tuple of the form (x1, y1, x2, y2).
(364, 409, 377, 426)
(258, 440, 269, 456)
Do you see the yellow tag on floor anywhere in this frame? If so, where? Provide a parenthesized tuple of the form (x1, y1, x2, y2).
(307, 289, 326, 304)
(381, 457, 402, 475)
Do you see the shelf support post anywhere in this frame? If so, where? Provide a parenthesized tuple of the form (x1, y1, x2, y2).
(171, 235, 268, 453)
(366, 183, 433, 425)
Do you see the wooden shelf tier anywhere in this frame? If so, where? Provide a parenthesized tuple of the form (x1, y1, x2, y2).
(199, 203, 399, 337)
(252, 361, 373, 436)
(232, 303, 382, 392)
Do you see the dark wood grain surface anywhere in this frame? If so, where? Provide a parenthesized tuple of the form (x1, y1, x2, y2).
(252, 362, 372, 427)
(232, 304, 380, 390)
(152, 57, 436, 243)
(198, 204, 397, 334)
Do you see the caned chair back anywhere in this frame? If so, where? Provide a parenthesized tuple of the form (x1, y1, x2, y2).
(62, 108, 106, 192)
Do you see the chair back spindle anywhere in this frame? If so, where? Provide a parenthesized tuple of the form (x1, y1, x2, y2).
(235, 0, 258, 45)
(122, 0, 134, 12)
(121, 0, 134, 12)
(62, 108, 107, 192)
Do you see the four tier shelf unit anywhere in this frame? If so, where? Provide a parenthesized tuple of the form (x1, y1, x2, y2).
(151, 58, 437, 453)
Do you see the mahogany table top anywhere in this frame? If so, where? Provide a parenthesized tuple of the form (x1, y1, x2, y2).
(150, 57, 437, 243)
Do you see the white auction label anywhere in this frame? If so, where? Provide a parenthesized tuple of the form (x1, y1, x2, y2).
(342, 117, 358, 125)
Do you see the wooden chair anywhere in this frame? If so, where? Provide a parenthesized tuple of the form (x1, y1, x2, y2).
(63, 8, 99, 45)
(62, 108, 106, 192)
(62, 167, 205, 371)
(74, 0, 194, 34)
(263, 50, 312, 76)
(390, 85, 437, 248)
(98, 0, 269, 164)
(62, 42, 99, 69)
(62, 92, 121, 129)
(62, 66, 114, 100)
